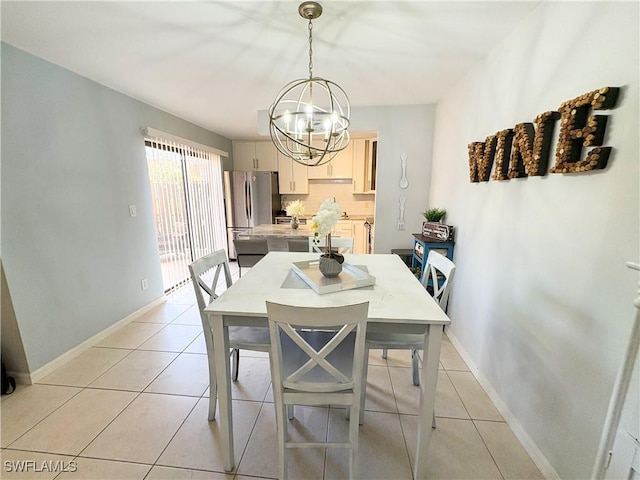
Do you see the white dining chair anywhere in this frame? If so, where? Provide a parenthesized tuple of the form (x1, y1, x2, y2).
(266, 301, 369, 480)
(189, 250, 270, 421)
(308, 236, 354, 254)
(361, 250, 455, 423)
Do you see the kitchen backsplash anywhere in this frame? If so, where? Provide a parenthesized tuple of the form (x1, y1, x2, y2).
(281, 179, 375, 216)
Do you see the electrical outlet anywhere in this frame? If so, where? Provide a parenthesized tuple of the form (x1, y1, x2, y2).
(129, 204, 137, 217)
(140, 278, 148, 290)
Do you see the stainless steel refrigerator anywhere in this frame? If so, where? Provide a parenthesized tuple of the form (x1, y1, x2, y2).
(224, 171, 281, 259)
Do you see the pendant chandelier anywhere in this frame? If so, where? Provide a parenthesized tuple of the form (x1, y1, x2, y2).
(268, 1, 351, 167)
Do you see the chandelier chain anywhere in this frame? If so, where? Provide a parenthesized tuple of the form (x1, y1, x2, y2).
(308, 18, 313, 78)
(268, 2, 351, 167)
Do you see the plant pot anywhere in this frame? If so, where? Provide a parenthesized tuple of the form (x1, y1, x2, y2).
(319, 253, 344, 278)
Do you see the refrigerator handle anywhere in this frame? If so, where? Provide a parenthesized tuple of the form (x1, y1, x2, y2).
(247, 177, 253, 223)
(244, 178, 250, 222)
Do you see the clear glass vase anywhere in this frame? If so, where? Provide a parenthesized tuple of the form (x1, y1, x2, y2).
(290, 216, 299, 229)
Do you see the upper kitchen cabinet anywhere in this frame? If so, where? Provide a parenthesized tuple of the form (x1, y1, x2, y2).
(307, 142, 353, 179)
(277, 152, 308, 194)
(233, 141, 278, 171)
(352, 138, 377, 193)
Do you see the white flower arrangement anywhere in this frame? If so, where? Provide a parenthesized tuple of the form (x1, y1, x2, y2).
(311, 199, 342, 255)
(285, 200, 306, 218)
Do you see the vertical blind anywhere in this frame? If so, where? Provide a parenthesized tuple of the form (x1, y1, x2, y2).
(145, 134, 227, 293)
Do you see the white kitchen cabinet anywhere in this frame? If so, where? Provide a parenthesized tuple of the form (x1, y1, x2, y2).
(330, 219, 367, 253)
(233, 141, 278, 171)
(352, 220, 367, 254)
(332, 220, 352, 239)
(277, 152, 308, 194)
(307, 142, 353, 179)
(352, 138, 377, 193)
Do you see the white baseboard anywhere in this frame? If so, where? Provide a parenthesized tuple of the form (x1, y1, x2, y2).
(17, 296, 166, 384)
(446, 330, 561, 480)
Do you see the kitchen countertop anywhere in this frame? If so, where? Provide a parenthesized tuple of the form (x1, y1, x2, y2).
(237, 223, 373, 253)
(243, 224, 315, 237)
(275, 215, 374, 222)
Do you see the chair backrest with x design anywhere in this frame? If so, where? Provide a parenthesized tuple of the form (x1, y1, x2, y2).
(267, 301, 368, 394)
(420, 249, 456, 312)
(189, 249, 233, 316)
(308, 236, 354, 254)
(189, 249, 272, 422)
(265, 301, 369, 480)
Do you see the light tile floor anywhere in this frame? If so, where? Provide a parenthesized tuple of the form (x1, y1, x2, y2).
(1, 262, 544, 479)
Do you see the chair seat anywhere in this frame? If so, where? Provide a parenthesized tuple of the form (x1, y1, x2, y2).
(228, 326, 270, 350)
(361, 250, 456, 422)
(366, 331, 425, 349)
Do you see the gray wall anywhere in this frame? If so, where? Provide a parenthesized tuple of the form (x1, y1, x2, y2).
(428, 2, 639, 477)
(350, 105, 436, 254)
(1, 43, 232, 373)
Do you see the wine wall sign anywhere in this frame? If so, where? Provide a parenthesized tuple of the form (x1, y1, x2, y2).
(468, 86, 620, 182)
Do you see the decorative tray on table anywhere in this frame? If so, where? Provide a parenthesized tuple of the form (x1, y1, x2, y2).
(291, 260, 376, 295)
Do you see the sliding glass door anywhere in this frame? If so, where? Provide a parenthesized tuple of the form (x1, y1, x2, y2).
(145, 137, 227, 293)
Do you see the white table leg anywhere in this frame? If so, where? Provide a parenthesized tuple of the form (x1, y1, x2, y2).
(211, 314, 234, 471)
(413, 324, 443, 479)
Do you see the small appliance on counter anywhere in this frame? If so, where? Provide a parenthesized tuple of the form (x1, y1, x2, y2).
(274, 216, 308, 225)
(224, 171, 281, 259)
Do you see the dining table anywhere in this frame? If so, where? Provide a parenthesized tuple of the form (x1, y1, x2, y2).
(204, 251, 450, 478)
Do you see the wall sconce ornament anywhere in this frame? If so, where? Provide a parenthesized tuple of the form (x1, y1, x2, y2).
(400, 153, 409, 189)
(468, 86, 620, 182)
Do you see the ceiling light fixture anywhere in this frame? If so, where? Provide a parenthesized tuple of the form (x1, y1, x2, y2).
(268, 1, 350, 167)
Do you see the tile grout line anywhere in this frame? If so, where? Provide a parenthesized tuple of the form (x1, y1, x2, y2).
(148, 393, 201, 474)
(442, 355, 507, 479)
(74, 387, 144, 461)
(233, 399, 271, 477)
(3, 386, 85, 451)
(469, 419, 507, 480)
(379, 353, 415, 478)
(127, 295, 205, 472)
(69, 299, 196, 467)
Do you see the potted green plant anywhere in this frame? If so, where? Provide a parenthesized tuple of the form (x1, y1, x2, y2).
(421, 207, 455, 242)
(422, 207, 446, 223)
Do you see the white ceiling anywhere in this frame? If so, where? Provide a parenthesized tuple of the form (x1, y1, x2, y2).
(1, 1, 540, 140)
